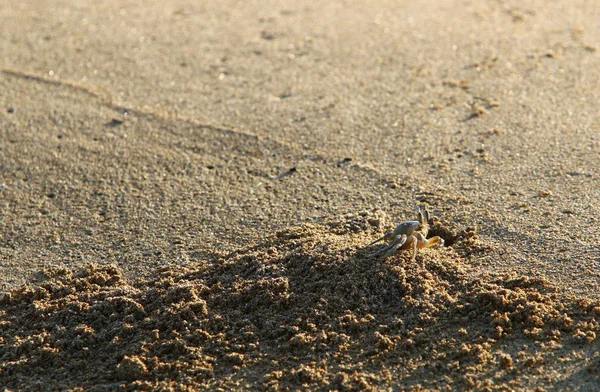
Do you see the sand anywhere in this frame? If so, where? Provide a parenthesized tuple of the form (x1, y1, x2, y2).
(1, 0, 599, 390)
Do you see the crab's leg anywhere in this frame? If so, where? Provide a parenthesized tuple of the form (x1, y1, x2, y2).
(381, 234, 409, 258)
(367, 231, 393, 246)
(410, 235, 418, 262)
(368, 234, 407, 257)
(412, 233, 444, 267)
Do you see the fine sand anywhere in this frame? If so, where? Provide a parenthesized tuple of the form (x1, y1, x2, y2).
(1, 0, 599, 390)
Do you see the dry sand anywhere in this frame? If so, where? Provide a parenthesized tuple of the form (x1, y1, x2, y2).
(1, 0, 599, 390)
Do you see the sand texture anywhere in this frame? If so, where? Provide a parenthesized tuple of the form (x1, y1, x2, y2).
(1, 0, 600, 390)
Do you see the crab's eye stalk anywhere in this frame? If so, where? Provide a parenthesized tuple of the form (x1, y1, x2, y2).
(417, 206, 430, 225)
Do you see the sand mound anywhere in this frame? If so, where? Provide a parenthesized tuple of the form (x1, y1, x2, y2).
(1, 212, 599, 390)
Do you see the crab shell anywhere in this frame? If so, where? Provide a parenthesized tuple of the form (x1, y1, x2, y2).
(391, 220, 420, 237)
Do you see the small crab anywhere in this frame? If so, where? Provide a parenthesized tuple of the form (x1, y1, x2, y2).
(367, 207, 444, 263)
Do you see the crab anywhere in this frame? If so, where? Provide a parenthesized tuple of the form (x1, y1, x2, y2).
(367, 207, 444, 263)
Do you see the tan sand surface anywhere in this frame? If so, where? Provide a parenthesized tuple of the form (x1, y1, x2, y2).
(1, 0, 600, 389)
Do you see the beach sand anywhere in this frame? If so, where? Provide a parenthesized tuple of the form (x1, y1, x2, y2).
(1, 0, 599, 389)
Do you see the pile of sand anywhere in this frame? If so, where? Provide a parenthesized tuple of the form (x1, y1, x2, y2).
(1, 211, 599, 390)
